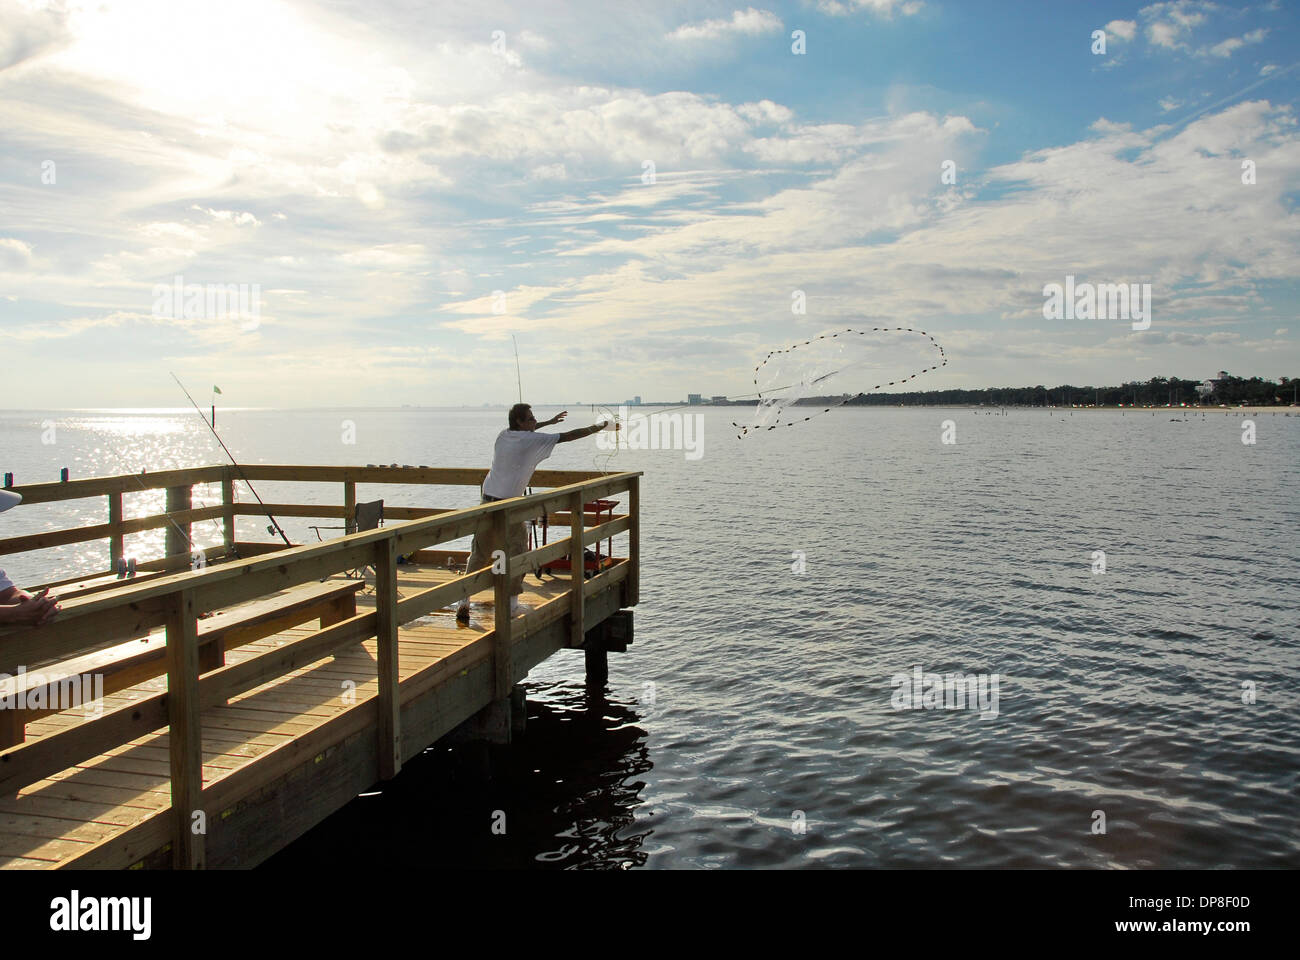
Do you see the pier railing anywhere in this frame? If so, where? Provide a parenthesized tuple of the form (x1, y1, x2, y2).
(0, 465, 640, 868)
(0, 464, 622, 585)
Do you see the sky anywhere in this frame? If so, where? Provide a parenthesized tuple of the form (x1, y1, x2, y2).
(1, 0, 1298, 408)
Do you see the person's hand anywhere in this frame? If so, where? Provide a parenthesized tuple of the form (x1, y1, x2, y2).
(6, 590, 60, 627)
(548, 411, 568, 426)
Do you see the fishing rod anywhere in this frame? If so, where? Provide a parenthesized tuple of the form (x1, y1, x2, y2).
(511, 334, 523, 403)
(170, 372, 293, 547)
(510, 334, 547, 561)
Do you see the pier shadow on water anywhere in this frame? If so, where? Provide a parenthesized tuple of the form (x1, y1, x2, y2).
(263, 681, 654, 870)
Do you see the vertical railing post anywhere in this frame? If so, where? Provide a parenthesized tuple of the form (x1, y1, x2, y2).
(627, 476, 639, 607)
(165, 483, 191, 567)
(221, 469, 235, 559)
(344, 480, 357, 535)
(375, 538, 401, 779)
(165, 588, 204, 869)
(491, 508, 513, 700)
(568, 490, 585, 648)
(108, 490, 124, 573)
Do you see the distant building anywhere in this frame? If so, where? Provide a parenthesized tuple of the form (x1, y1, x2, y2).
(1197, 370, 1231, 399)
(711, 395, 727, 404)
(688, 394, 703, 405)
(633, 396, 642, 405)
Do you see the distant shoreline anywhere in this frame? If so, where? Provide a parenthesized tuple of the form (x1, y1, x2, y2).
(816, 404, 1299, 414)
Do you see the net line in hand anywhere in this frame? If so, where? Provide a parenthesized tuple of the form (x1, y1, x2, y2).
(591, 403, 622, 474)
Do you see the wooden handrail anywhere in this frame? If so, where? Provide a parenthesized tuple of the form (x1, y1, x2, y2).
(3, 473, 635, 620)
(0, 485, 637, 667)
(233, 465, 603, 486)
(0, 463, 617, 565)
(0, 505, 226, 556)
(4, 465, 227, 504)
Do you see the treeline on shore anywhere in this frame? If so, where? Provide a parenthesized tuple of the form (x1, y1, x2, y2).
(807, 374, 1300, 407)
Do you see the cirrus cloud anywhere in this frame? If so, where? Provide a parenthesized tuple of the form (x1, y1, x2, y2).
(668, 8, 783, 41)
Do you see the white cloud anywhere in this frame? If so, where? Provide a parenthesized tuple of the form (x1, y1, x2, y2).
(380, 89, 778, 171)
(668, 8, 782, 41)
(1105, 20, 1138, 42)
(0, 237, 34, 269)
(1147, 20, 1182, 49)
(192, 206, 262, 227)
(1208, 28, 1267, 58)
(0, 0, 69, 72)
(515, 30, 551, 51)
(527, 162, 567, 181)
(737, 99, 795, 125)
(1089, 117, 1133, 135)
(1141, 1, 1213, 30)
(5, 311, 157, 342)
(816, 0, 924, 17)
(337, 244, 428, 269)
(1138, 2, 1269, 59)
(1140, 0, 1214, 50)
(1159, 97, 1183, 112)
(1260, 63, 1278, 76)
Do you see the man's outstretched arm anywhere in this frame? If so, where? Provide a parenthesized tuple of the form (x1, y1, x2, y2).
(556, 421, 618, 443)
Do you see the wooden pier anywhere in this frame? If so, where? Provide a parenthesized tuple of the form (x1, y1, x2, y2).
(0, 465, 641, 869)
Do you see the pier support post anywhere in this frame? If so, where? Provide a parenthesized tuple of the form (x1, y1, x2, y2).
(108, 491, 123, 572)
(628, 475, 639, 606)
(510, 684, 527, 738)
(584, 647, 608, 685)
(568, 491, 585, 648)
(343, 480, 356, 535)
(581, 611, 632, 685)
(221, 471, 235, 558)
(165, 588, 205, 870)
(491, 510, 513, 701)
(446, 684, 527, 747)
(166, 484, 191, 566)
(477, 698, 512, 744)
(375, 539, 402, 779)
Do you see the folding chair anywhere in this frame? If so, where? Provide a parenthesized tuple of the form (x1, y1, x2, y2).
(309, 499, 384, 581)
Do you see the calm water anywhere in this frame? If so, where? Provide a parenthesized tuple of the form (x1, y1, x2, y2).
(2, 406, 1297, 869)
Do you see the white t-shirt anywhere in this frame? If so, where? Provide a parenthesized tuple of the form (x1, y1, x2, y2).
(481, 429, 561, 499)
(0, 569, 13, 593)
